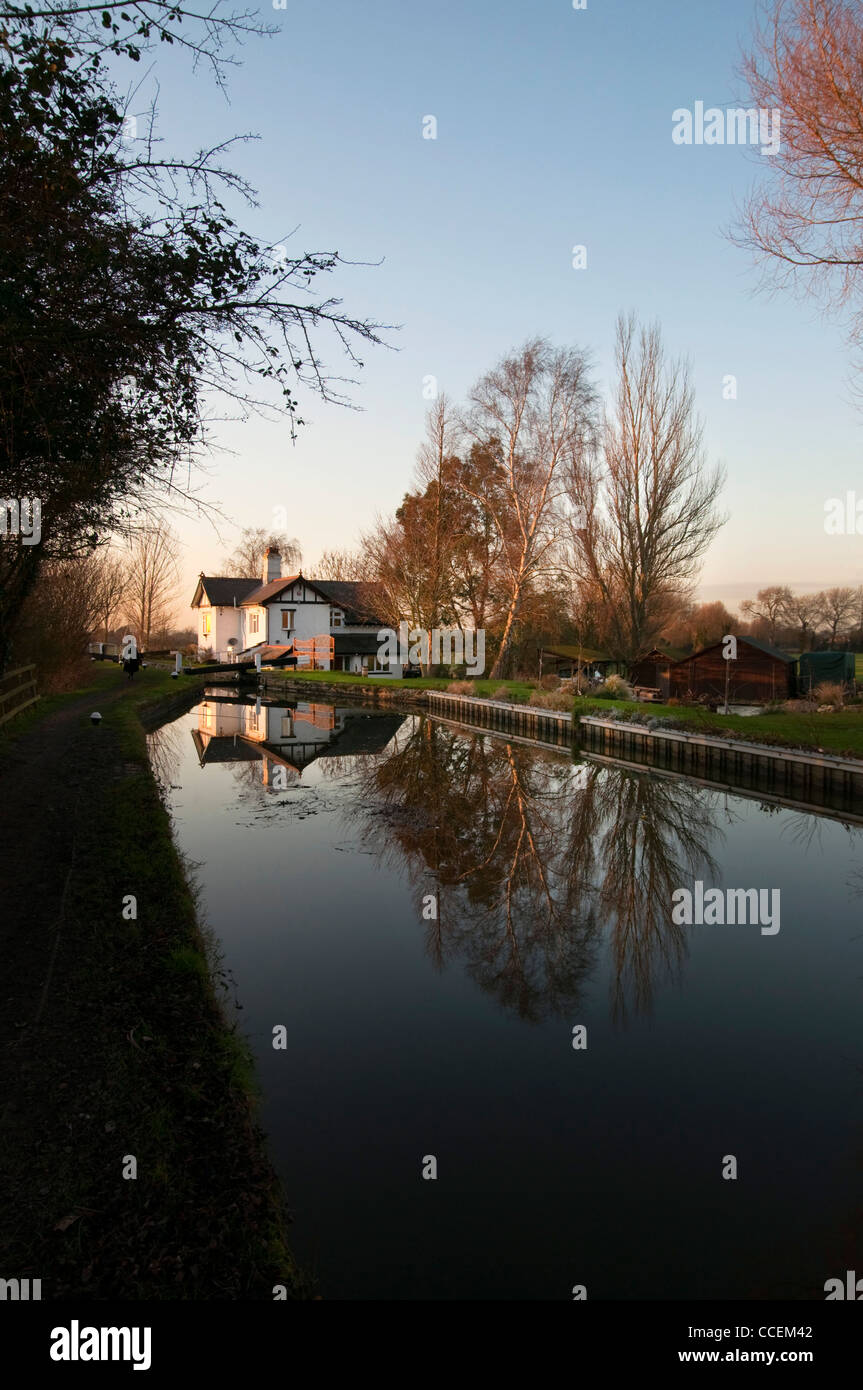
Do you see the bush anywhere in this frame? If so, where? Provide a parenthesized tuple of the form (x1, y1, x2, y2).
(447, 680, 473, 695)
(813, 681, 845, 710)
(490, 685, 512, 702)
(540, 673, 561, 690)
(594, 673, 635, 701)
(529, 689, 573, 711)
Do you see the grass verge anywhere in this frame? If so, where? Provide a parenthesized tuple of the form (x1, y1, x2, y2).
(0, 664, 308, 1298)
(573, 696, 863, 759)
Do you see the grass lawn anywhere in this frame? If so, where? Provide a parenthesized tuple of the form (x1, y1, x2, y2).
(573, 696, 863, 758)
(262, 667, 539, 702)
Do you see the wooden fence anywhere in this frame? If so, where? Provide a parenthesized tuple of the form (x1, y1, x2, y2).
(0, 664, 39, 726)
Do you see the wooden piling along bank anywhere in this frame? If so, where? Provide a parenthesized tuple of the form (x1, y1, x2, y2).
(425, 693, 863, 816)
(426, 691, 573, 747)
(577, 715, 863, 815)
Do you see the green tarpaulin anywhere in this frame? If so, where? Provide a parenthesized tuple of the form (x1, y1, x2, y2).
(797, 651, 856, 689)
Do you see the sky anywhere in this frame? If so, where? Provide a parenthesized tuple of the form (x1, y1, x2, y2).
(125, 0, 863, 622)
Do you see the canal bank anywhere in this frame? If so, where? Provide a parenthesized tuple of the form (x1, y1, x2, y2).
(0, 665, 307, 1300)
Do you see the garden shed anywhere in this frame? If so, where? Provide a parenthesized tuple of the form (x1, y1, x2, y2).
(669, 636, 796, 704)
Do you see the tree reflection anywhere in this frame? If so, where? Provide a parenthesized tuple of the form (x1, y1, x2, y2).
(353, 720, 720, 1022)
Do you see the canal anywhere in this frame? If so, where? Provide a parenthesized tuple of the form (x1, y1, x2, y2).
(148, 692, 863, 1300)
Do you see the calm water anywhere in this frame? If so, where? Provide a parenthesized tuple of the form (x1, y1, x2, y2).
(148, 693, 863, 1300)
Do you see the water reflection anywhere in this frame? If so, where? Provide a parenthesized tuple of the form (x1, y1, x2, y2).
(349, 718, 723, 1021)
(189, 692, 405, 785)
(149, 696, 860, 1025)
(146, 696, 863, 1298)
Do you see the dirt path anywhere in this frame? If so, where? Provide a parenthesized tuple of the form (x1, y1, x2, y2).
(0, 676, 305, 1299)
(0, 684, 130, 1081)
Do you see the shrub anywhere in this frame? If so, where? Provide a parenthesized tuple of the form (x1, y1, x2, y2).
(594, 674, 635, 701)
(540, 673, 561, 690)
(447, 680, 473, 695)
(529, 689, 573, 711)
(813, 681, 845, 710)
(490, 685, 512, 702)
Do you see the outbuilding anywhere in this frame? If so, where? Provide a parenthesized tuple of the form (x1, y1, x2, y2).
(669, 636, 796, 704)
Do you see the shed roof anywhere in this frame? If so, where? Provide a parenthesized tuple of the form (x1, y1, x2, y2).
(676, 635, 795, 665)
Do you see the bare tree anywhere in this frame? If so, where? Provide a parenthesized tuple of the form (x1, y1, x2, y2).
(815, 585, 856, 647)
(740, 585, 792, 644)
(462, 339, 598, 679)
(781, 589, 820, 650)
(222, 527, 301, 579)
(124, 523, 180, 649)
(735, 1, 863, 353)
(314, 548, 371, 581)
(569, 315, 725, 662)
(91, 551, 129, 644)
(413, 394, 461, 644)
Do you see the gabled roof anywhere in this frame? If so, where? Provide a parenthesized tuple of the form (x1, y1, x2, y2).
(239, 575, 302, 606)
(676, 635, 795, 665)
(241, 576, 385, 625)
(740, 636, 795, 663)
(191, 575, 260, 608)
(540, 644, 613, 663)
(193, 569, 387, 624)
(302, 579, 385, 625)
(635, 646, 677, 661)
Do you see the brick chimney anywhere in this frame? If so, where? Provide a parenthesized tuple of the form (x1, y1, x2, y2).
(263, 546, 281, 583)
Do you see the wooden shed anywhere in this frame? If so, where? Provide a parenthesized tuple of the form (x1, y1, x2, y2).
(629, 647, 674, 700)
(669, 636, 796, 705)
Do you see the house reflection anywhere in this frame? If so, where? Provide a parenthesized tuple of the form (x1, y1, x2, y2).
(191, 694, 405, 783)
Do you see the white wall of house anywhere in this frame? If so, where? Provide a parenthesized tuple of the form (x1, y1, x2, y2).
(198, 603, 243, 655)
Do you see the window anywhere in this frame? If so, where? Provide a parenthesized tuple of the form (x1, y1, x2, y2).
(250, 613, 259, 634)
(331, 609, 343, 627)
(202, 613, 211, 636)
(281, 715, 293, 738)
(281, 609, 295, 630)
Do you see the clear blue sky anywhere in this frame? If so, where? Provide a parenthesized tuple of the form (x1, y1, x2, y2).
(129, 0, 863, 619)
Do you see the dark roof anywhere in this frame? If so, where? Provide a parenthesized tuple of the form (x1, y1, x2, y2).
(195, 569, 387, 624)
(317, 713, 405, 758)
(193, 576, 260, 607)
(541, 645, 613, 663)
(676, 635, 795, 665)
(740, 636, 795, 663)
(240, 575, 302, 606)
(307, 580, 386, 625)
(635, 646, 677, 661)
(333, 632, 381, 656)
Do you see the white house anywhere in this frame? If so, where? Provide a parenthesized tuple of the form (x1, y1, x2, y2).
(190, 547, 400, 674)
